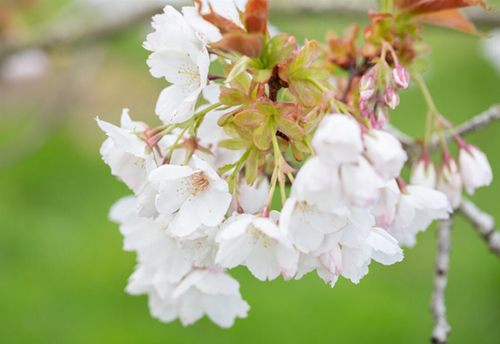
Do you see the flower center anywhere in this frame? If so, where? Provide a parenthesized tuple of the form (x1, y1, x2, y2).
(188, 172, 209, 196)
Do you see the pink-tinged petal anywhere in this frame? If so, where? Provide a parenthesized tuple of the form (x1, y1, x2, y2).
(195, 270, 240, 296)
(203, 293, 249, 328)
(245, 243, 282, 281)
(367, 228, 404, 265)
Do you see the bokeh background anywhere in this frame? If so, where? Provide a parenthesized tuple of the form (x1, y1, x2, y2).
(1, 1, 500, 343)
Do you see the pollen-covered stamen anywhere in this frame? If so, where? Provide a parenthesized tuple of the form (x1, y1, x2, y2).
(245, 224, 279, 248)
(186, 172, 210, 196)
(177, 63, 201, 94)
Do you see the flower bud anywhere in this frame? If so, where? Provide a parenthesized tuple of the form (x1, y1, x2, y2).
(410, 157, 436, 188)
(370, 106, 387, 129)
(458, 143, 493, 195)
(359, 99, 372, 118)
(384, 85, 399, 110)
(392, 63, 410, 90)
(359, 73, 375, 101)
(436, 157, 462, 209)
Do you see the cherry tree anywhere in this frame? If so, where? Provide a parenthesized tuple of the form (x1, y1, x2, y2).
(94, 1, 499, 342)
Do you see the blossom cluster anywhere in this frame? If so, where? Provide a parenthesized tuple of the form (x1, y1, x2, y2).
(97, 0, 492, 328)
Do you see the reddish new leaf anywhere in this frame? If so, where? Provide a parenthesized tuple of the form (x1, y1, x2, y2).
(395, 0, 491, 14)
(417, 9, 484, 36)
(193, 0, 244, 34)
(243, 0, 269, 34)
(210, 32, 265, 58)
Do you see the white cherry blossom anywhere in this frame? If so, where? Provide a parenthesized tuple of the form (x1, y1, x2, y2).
(411, 158, 437, 188)
(149, 155, 231, 237)
(145, 6, 210, 124)
(280, 197, 349, 254)
(436, 158, 463, 209)
(312, 114, 364, 165)
(363, 129, 407, 181)
(215, 212, 299, 281)
(458, 145, 493, 195)
(129, 267, 250, 328)
(386, 184, 452, 247)
(97, 109, 163, 194)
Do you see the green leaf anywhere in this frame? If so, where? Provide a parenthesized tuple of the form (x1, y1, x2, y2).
(267, 34, 295, 67)
(293, 140, 310, 153)
(234, 110, 267, 127)
(218, 163, 237, 174)
(277, 136, 289, 153)
(291, 142, 305, 161)
(219, 138, 252, 150)
(253, 68, 273, 84)
(220, 87, 251, 107)
(223, 122, 253, 139)
(254, 98, 276, 117)
(227, 175, 236, 194)
(274, 116, 305, 142)
(226, 56, 254, 84)
(253, 119, 271, 150)
(245, 148, 258, 185)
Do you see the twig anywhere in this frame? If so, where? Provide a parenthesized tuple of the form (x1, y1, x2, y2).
(429, 104, 500, 152)
(385, 104, 500, 161)
(458, 197, 500, 258)
(431, 218, 453, 344)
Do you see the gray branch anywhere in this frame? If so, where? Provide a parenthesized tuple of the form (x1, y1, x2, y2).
(457, 198, 500, 258)
(429, 104, 500, 152)
(431, 218, 453, 344)
(385, 104, 500, 163)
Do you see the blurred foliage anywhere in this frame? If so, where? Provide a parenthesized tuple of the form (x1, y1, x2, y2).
(0, 7, 499, 344)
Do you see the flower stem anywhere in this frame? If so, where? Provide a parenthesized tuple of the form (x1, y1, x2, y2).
(413, 72, 438, 146)
(193, 102, 223, 120)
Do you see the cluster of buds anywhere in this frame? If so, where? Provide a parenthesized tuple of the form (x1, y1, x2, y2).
(97, 0, 492, 328)
(411, 137, 492, 209)
(358, 47, 409, 129)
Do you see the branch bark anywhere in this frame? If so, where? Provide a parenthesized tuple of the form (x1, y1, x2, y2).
(429, 104, 500, 152)
(457, 198, 500, 258)
(385, 104, 500, 162)
(431, 218, 453, 344)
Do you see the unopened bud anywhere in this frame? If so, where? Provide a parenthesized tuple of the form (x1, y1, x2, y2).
(359, 73, 375, 101)
(392, 63, 410, 90)
(359, 99, 372, 118)
(384, 85, 399, 110)
(370, 106, 387, 129)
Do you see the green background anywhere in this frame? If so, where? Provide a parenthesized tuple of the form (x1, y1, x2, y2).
(1, 2, 499, 343)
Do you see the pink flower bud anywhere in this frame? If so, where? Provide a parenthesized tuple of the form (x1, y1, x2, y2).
(392, 63, 410, 90)
(370, 107, 387, 129)
(359, 99, 372, 118)
(410, 158, 436, 188)
(384, 85, 399, 110)
(458, 144, 493, 195)
(359, 73, 375, 101)
(436, 157, 462, 209)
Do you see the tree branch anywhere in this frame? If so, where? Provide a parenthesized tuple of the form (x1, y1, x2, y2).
(385, 104, 500, 162)
(457, 197, 500, 258)
(429, 104, 500, 152)
(431, 218, 453, 344)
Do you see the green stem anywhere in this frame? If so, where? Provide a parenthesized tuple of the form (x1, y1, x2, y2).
(230, 148, 251, 179)
(166, 126, 189, 161)
(193, 102, 223, 120)
(306, 78, 325, 93)
(269, 119, 283, 168)
(304, 136, 315, 155)
(413, 72, 438, 146)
